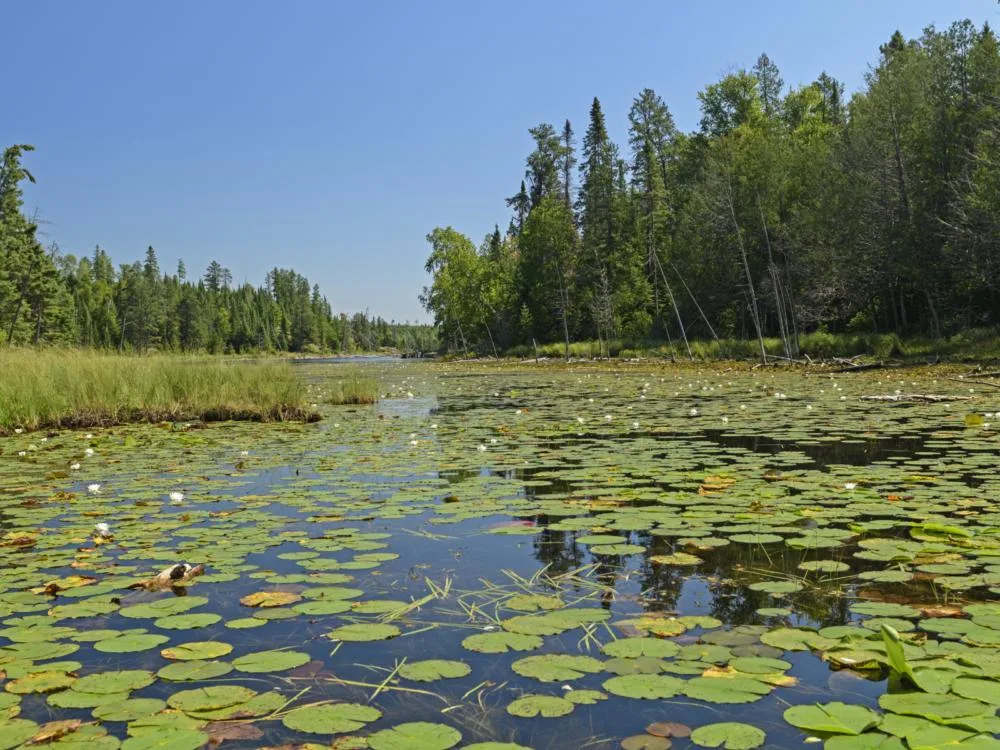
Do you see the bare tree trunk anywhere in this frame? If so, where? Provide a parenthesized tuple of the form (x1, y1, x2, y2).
(757, 194, 791, 359)
(726, 180, 767, 363)
(653, 254, 692, 359)
(670, 262, 719, 341)
(555, 259, 571, 360)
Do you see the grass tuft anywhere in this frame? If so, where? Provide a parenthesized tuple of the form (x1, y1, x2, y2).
(0, 349, 317, 434)
(325, 373, 379, 405)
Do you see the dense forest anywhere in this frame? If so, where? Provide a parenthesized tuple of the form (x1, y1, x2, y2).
(423, 20, 1000, 357)
(0, 145, 435, 353)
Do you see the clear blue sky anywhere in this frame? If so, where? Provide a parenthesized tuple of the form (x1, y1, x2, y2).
(4, 1, 995, 322)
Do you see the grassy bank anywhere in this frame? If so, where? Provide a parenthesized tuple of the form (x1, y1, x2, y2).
(0, 350, 319, 434)
(503, 327, 1000, 362)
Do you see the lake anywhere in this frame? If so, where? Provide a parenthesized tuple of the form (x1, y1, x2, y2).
(1, 361, 998, 749)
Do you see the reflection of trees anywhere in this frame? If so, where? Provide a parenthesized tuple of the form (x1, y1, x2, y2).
(531, 525, 585, 578)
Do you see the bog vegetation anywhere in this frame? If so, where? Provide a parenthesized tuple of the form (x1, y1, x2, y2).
(0, 350, 325, 433)
(423, 20, 1000, 359)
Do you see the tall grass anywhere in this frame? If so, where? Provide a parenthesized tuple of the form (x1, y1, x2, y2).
(325, 373, 379, 405)
(0, 350, 316, 434)
(504, 327, 1000, 362)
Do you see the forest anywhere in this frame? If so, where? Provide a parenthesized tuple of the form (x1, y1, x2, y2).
(0, 145, 435, 354)
(422, 20, 1000, 358)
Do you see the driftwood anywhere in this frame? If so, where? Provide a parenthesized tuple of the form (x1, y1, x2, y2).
(860, 394, 975, 403)
(948, 377, 1000, 390)
(830, 361, 892, 373)
(128, 564, 205, 591)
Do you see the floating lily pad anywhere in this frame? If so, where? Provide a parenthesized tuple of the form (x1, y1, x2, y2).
(281, 703, 382, 734)
(506, 694, 575, 718)
(366, 721, 462, 750)
(397, 660, 471, 682)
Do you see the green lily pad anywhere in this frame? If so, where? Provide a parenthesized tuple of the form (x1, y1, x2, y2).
(603, 637, 680, 659)
(397, 660, 471, 682)
(157, 661, 233, 681)
(166, 685, 257, 713)
(603, 674, 685, 699)
(367, 721, 462, 750)
(511, 654, 603, 682)
(161, 641, 232, 661)
(281, 703, 382, 734)
(462, 632, 543, 654)
(691, 722, 767, 749)
(72, 670, 155, 694)
(94, 633, 170, 653)
(92, 697, 167, 721)
(327, 623, 400, 642)
(784, 702, 883, 735)
(506, 694, 575, 718)
(231, 649, 311, 673)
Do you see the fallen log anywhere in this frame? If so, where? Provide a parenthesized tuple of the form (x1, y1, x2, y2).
(859, 394, 975, 403)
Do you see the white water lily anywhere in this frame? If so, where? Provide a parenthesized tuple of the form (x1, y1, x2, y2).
(740, 404, 747, 410)
(84, 433, 93, 439)
(69, 462, 81, 471)
(94, 522, 111, 538)
(14, 428, 23, 434)
(84, 448, 94, 457)
(87, 484, 101, 494)
(409, 440, 418, 446)
(632, 421, 639, 429)
(721, 416, 729, 423)
(604, 414, 612, 421)
(240, 450, 249, 456)
(490, 437, 498, 444)
(689, 408, 699, 417)
(168, 491, 184, 504)
(477, 444, 487, 452)
(576, 417, 585, 424)
(17, 450, 25, 457)
(430, 423, 438, 429)
(844, 482, 857, 490)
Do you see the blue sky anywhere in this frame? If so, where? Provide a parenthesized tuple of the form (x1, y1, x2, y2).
(4, 1, 995, 322)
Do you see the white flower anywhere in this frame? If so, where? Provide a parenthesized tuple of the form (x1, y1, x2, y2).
(806, 404, 813, 410)
(604, 414, 612, 421)
(87, 484, 101, 495)
(515, 410, 522, 415)
(430, 423, 438, 429)
(844, 482, 857, 490)
(410, 440, 418, 446)
(721, 416, 729, 423)
(14, 428, 23, 434)
(477, 444, 487, 452)
(84, 448, 94, 457)
(240, 450, 249, 456)
(490, 437, 498, 444)
(576, 417, 585, 424)
(560, 684, 573, 691)
(740, 404, 747, 410)
(17, 450, 25, 457)
(840, 396, 847, 401)
(70, 462, 81, 471)
(483, 625, 496, 631)
(406, 391, 414, 399)
(168, 491, 184, 504)
(40, 437, 47, 442)
(689, 408, 699, 417)
(632, 421, 640, 429)
(94, 522, 111, 538)
(84, 433, 93, 439)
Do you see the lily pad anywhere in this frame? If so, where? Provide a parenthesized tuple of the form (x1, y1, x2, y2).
(690, 722, 767, 749)
(281, 703, 382, 734)
(366, 721, 462, 750)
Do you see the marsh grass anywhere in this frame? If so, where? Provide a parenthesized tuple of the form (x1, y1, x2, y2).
(324, 373, 379, 405)
(504, 326, 1000, 362)
(0, 349, 317, 434)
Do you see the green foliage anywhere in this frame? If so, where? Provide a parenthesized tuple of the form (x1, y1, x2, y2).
(424, 19, 1000, 358)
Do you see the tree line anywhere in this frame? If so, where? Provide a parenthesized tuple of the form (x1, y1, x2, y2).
(422, 20, 1000, 357)
(0, 145, 435, 354)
